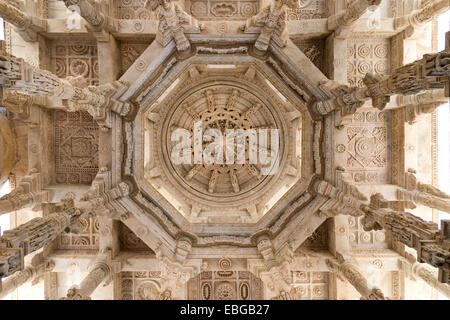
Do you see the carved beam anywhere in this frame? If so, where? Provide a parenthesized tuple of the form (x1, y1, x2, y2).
(313, 176, 368, 218)
(61, 248, 120, 300)
(0, 54, 133, 129)
(0, 198, 83, 280)
(0, 0, 46, 42)
(145, 0, 202, 53)
(0, 171, 47, 216)
(78, 168, 134, 218)
(0, 253, 54, 299)
(401, 251, 450, 299)
(362, 193, 450, 285)
(396, 89, 449, 123)
(313, 49, 450, 116)
(326, 252, 387, 300)
(395, 0, 449, 34)
(396, 170, 450, 213)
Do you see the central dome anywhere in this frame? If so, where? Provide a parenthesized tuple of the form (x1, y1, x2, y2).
(139, 63, 307, 224)
(161, 82, 284, 201)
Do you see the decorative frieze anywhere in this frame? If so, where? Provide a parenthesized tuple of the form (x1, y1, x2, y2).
(185, 0, 259, 20)
(0, 53, 133, 129)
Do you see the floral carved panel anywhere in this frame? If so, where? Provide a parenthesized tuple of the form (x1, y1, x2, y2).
(185, 0, 259, 20)
(52, 42, 99, 86)
(116, 0, 156, 20)
(54, 111, 99, 185)
(187, 271, 264, 300)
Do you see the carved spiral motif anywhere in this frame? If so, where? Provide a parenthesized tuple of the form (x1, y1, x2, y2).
(135, 59, 147, 71)
(358, 61, 371, 74)
(374, 44, 388, 58)
(357, 44, 370, 58)
(71, 45, 90, 55)
(219, 258, 232, 270)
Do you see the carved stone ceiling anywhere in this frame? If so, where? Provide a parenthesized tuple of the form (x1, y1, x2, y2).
(115, 35, 330, 250)
(140, 62, 306, 224)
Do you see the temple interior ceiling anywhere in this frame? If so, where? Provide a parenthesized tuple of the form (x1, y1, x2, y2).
(0, 0, 448, 302)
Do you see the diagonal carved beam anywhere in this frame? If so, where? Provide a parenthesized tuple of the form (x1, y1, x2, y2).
(0, 0, 46, 42)
(328, 0, 382, 36)
(313, 48, 450, 117)
(0, 53, 134, 129)
(362, 193, 450, 285)
(395, 0, 449, 34)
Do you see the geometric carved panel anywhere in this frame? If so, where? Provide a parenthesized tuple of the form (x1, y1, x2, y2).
(286, 0, 326, 20)
(348, 215, 388, 249)
(291, 271, 329, 300)
(54, 111, 99, 185)
(58, 215, 100, 249)
(116, 0, 156, 19)
(185, 0, 259, 20)
(347, 39, 390, 87)
(340, 109, 390, 184)
(52, 41, 99, 86)
(187, 271, 264, 300)
(120, 271, 164, 300)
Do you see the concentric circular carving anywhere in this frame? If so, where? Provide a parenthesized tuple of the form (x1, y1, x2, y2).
(215, 282, 235, 300)
(160, 82, 286, 203)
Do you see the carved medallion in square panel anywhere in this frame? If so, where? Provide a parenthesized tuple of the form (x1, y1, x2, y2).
(347, 39, 390, 87)
(341, 109, 390, 184)
(120, 271, 163, 300)
(58, 215, 100, 249)
(119, 41, 151, 76)
(294, 39, 325, 74)
(292, 271, 328, 300)
(52, 41, 99, 86)
(188, 271, 264, 300)
(116, 0, 156, 20)
(54, 111, 99, 185)
(348, 215, 389, 249)
(185, 0, 259, 20)
(119, 222, 154, 251)
(286, 0, 326, 20)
